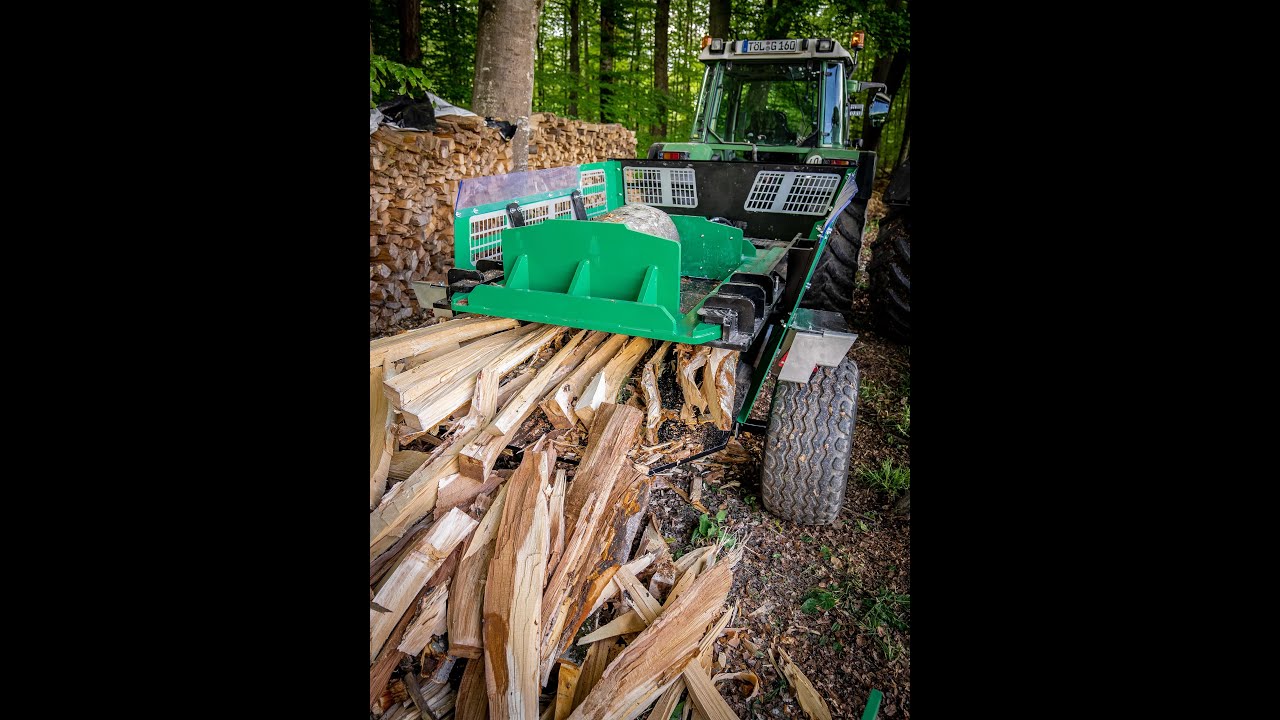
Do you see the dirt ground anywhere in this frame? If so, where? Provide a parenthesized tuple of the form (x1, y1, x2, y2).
(631, 194, 909, 719)
(373, 187, 910, 719)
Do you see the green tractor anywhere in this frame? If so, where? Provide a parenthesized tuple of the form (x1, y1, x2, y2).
(647, 34, 891, 316)
(415, 36, 894, 525)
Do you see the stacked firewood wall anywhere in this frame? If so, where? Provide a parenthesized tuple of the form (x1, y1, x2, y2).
(370, 115, 638, 331)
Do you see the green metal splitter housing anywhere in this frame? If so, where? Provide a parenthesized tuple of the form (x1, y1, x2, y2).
(419, 156, 873, 425)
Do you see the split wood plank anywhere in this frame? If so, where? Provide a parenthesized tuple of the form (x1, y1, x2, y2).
(455, 657, 488, 720)
(681, 664, 739, 720)
(576, 544, 711, 647)
(370, 582, 430, 708)
(371, 315, 519, 368)
(370, 507, 478, 662)
(575, 336, 652, 429)
(397, 584, 449, 655)
(540, 404, 644, 681)
(646, 680, 686, 720)
(565, 548, 742, 720)
(541, 333, 629, 428)
(458, 330, 604, 480)
(402, 324, 563, 431)
(385, 324, 532, 410)
(447, 483, 509, 658)
(372, 364, 397, 510)
(371, 359, 507, 556)
(390, 450, 433, 481)
(483, 438, 555, 719)
(614, 565, 662, 623)
(547, 468, 568, 576)
(571, 637, 618, 713)
(555, 659, 581, 720)
(584, 552, 657, 618)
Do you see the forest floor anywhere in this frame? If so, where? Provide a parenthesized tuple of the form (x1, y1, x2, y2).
(643, 192, 911, 719)
(373, 184, 910, 719)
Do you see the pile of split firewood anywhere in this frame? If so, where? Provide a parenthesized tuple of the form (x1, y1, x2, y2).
(369, 116, 637, 331)
(527, 113, 638, 171)
(371, 315, 780, 719)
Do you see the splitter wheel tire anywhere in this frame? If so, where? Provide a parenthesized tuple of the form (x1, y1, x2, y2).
(761, 357, 859, 525)
(868, 210, 911, 343)
(802, 200, 865, 314)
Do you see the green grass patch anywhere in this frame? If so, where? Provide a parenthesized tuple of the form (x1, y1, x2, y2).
(860, 459, 910, 497)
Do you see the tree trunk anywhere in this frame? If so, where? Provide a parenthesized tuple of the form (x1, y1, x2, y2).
(709, 0, 730, 37)
(895, 93, 911, 169)
(399, 0, 421, 64)
(568, 0, 580, 116)
(861, 48, 909, 154)
(600, 0, 620, 123)
(472, 0, 547, 171)
(652, 0, 670, 139)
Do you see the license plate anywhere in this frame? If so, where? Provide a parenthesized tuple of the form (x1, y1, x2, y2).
(741, 39, 800, 53)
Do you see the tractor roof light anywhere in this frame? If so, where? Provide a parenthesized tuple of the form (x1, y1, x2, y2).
(817, 38, 834, 52)
(710, 38, 724, 52)
(851, 31, 865, 49)
(701, 35, 711, 49)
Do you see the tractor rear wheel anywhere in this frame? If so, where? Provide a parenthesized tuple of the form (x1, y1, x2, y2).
(801, 200, 865, 315)
(761, 357, 859, 525)
(868, 210, 911, 343)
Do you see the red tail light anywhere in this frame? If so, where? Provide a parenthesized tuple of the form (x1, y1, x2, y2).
(662, 151, 688, 160)
(828, 159, 850, 166)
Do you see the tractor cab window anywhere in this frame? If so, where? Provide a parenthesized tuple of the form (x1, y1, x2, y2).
(703, 62, 819, 146)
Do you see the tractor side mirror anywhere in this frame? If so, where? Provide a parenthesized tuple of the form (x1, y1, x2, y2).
(868, 92, 891, 128)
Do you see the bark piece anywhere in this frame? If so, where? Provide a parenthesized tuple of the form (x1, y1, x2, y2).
(703, 348, 737, 430)
(641, 341, 673, 443)
(676, 344, 710, 413)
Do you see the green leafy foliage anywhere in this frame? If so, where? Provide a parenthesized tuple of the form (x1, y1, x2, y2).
(691, 509, 734, 548)
(369, 0, 910, 168)
(370, 55, 434, 106)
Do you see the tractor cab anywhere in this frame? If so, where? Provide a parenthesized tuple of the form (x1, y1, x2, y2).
(650, 35, 889, 165)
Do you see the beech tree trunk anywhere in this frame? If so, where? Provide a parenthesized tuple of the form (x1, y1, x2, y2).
(399, 0, 421, 64)
(599, 0, 620, 123)
(709, 0, 730, 37)
(568, 0, 580, 116)
(472, 0, 547, 170)
(652, 0, 670, 138)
